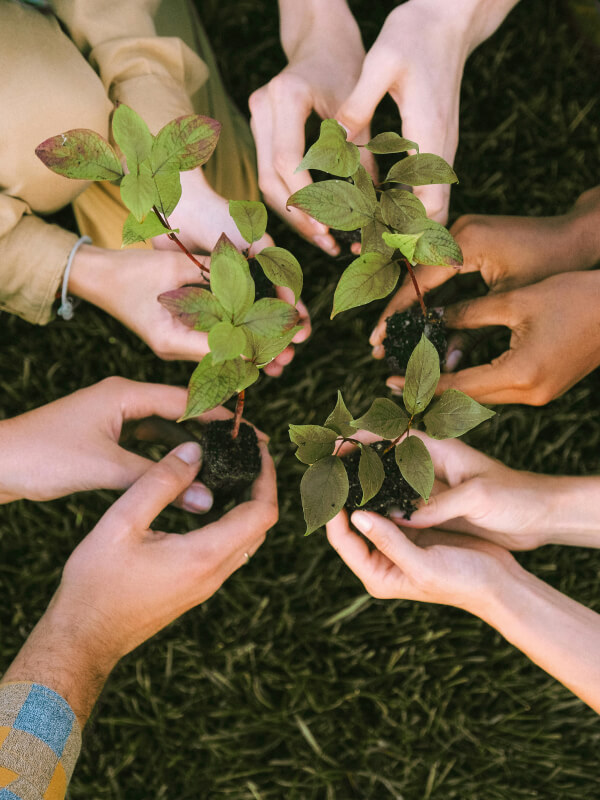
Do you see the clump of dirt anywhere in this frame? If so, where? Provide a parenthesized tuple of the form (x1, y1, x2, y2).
(383, 308, 447, 374)
(198, 419, 261, 497)
(344, 441, 419, 519)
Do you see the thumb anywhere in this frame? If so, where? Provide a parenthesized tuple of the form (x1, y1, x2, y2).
(105, 442, 202, 531)
(351, 510, 421, 569)
(335, 55, 391, 140)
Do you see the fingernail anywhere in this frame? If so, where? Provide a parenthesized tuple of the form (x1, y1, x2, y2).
(314, 234, 339, 255)
(386, 381, 403, 396)
(174, 441, 202, 465)
(445, 349, 463, 371)
(336, 121, 350, 136)
(182, 483, 213, 512)
(352, 511, 373, 532)
(373, 345, 385, 359)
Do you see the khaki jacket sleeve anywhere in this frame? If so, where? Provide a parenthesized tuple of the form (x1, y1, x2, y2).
(51, 0, 210, 133)
(0, 197, 78, 325)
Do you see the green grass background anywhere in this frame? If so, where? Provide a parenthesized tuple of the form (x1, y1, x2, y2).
(1, 0, 600, 797)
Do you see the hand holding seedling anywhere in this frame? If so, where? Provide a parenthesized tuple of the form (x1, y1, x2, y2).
(371, 189, 600, 356)
(391, 432, 600, 551)
(387, 271, 600, 405)
(335, 0, 520, 223)
(326, 511, 600, 713)
(2, 440, 278, 727)
(249, 0, 375, 254)
(0, 378, 213, 511)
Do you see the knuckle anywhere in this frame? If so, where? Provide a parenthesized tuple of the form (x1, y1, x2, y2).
(268, 73, 307, 103)
(100, 375, 128, 393)
(248, 87, 267, 114)
(273, 150, 298, 176)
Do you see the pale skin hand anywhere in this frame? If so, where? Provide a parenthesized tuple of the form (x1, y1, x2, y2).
(0, 377, 218, 511)
(336, 0, 521, 224)
(69, 244, 309, 378)
(2, 440, 278, 726)
(249, 0, 375, 255)
(390, 432, 600, 550)
(327, 510, 600, 712)
(386, 270, 600, 405)
(371, 186, 600, 354)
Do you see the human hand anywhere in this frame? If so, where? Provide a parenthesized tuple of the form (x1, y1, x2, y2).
(3, 439, 277, 724)
(327, 509, 516, 614)
(249, 0, 375, 255)
(386, 271, 600, 405)
(371, 187, 600, 354)
(336, 0, 520, 224)
(0, 377, 214, 510)
(70, 244, 309, 377)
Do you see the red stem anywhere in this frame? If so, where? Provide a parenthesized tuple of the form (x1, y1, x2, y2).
(153, 206, 210, 278)
(383, 418, 413, 454)
(231, 390, 245, 440)
(403, 258, 427, 317)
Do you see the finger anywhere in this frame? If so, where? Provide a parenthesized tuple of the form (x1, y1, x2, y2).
(444, 327, 504, 373)
(275, 288, 311, 342)
(405, 430, 493, 484)
(154, 326, 210, 362)
(115, 380, 189, 423)
(351, 511, 422, 571)
(432, 357, 525, 405)
(326, 510, 375, 576)
(270, 83, 313, 195)
(264, 360, 284, 377)
(395, 481, 477, 529)
(104, 442, 202, 532)
(187, 442, 278, 558)
(335, 50, 394, 139)
(443, 294, 515, 331)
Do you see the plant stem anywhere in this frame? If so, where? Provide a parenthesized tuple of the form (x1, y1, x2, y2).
(231, 390, 245, 440)
(403, 258, 427, 317)
(383, 417, 413, 454)
(152, 206, 210, 278)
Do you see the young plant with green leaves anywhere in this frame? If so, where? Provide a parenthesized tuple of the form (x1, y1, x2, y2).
(290, 335, 494, 535)
(36, 106, 304, 441)
(287, 119, 462, 320)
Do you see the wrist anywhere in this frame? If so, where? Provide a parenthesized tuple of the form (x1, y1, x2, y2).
(566, 187, 600, 269)
(68, 243, 116, 310)
(279, 0, 360, 58)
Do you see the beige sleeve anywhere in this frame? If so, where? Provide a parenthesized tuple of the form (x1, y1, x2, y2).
(0, 197, 78, 325)
(51, 0, 210, 133)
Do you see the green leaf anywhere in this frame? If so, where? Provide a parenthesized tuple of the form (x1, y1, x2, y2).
(288, 180, 376, 231)
(151, 114, 221, 174)
(240, 298, 299, 338)
(208, 321, 246, 363)
(119, 163, 156, 222)
(385, 154, 458, 186)
(395, 436, 434, 501)
(380, 188, 427, 229)
(332, 254, 400, 318)
(365, 132, 419, 154)
(296, 119, 360, 177)
(122, 211, 174, 246)
(358, 445, 385, 506)
(35, 129, 123, 181)
(112, 104, 153, 172)
(243, 326, 302, 367)
(360, 210, 395, 258)
(179, 354, 259, 421)
(301, 456, 349, 535)
(406, 220, 463, 267)
(152, 168, 182, 217)
(424, 389, 495, 439)
(229, 200, 268, 244)
(352, 398, 409, 439)
(382, 231, 423, 264)
(352, 164, 377, 203)
(210, 233, 254, 323)
(403, 335, 441, 415)
(255, 247, 303, 303)
(158, 287, 224, 331)
(289, 424, 338, 465)
(324, 391, 355, 438)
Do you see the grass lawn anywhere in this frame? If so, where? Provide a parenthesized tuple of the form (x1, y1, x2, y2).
(1, 0, 599, 797)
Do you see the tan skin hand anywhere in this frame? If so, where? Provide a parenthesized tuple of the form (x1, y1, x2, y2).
(371, 186, 600, 355)
(386, 271, 600, 405)
(0, 377, 223, 510)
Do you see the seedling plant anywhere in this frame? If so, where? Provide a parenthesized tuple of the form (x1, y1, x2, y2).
(36, 105, 305, 454)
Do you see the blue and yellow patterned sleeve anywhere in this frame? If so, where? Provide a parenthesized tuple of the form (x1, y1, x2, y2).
(0, 683, 81, 800)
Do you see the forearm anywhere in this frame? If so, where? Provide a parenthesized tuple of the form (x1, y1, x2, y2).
(278, 0, 361, 59)
(544, 475, 600, 548)
(2, 601, 116, 730)
(477, 565, 600, 711)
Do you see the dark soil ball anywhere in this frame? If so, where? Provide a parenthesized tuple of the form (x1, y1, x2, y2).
(199, 419, 261, 497)
(249, 257, 276, 301)
(330, 228, 361, 247)
(344, 441, 419, 519)
(383, 308, 447, 374)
